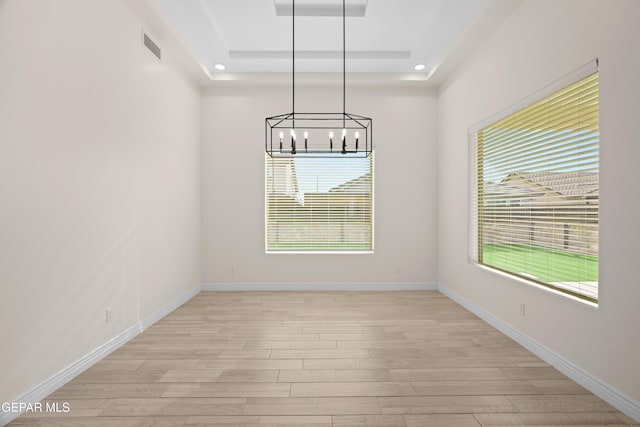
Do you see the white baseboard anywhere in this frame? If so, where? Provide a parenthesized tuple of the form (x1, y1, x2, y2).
(0, 284, 201, 427)
(139, 284, 201, 330)
(201, 282, 438, 291)
(437, 283, 640, 423)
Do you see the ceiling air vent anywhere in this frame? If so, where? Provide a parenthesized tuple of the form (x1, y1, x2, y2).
(143, 32, 161, 60)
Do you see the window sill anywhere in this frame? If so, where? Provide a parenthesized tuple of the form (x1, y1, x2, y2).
(266, 250, 374, 255)
(473, 262, 599, 309)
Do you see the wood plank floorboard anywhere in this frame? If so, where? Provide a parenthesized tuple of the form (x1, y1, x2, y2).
(8, 291, 638, 426)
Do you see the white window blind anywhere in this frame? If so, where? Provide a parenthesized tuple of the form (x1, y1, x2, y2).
(470, 64, 599, 302)
(266, 153, 374, 252)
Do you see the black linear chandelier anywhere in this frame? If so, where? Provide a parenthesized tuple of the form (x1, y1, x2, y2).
(265, 0, 373, 158)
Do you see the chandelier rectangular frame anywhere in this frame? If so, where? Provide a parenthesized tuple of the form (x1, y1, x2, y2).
(265, 0, 372, 159)
(266, 112, 372, 158)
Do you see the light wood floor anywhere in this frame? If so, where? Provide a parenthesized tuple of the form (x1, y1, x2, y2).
(10, 291, 638, 426)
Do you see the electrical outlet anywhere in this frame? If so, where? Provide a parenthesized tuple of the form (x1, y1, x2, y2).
(518, 304, 526, 317)
(106, 307, 113, 323)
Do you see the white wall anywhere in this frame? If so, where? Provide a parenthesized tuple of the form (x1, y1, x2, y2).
(0, 0, 201, 405)
(202, 84, 437, 285)
(438, 0, 640, 404)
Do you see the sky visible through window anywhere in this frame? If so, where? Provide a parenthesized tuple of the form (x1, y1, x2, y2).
(482, 129, 599, 183)
(293, 154, 370, 204)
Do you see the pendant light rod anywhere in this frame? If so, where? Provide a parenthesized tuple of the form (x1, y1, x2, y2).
(343, 0, 346, 125)
(292, 0, 295, 129)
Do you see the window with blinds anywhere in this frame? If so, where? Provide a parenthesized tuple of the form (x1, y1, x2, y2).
(266, 153, 374, 252)
(470, 64, 599, 302)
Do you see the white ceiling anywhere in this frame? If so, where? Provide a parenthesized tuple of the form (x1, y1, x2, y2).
(150, 0, 495, 80)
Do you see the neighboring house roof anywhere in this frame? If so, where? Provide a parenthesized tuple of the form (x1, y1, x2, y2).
(483, 181, 540, 198)
(502, 171, 598, 197)
(329, 173, 372, 193)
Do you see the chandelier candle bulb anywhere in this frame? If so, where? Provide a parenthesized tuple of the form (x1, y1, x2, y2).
(355, 131, 359, 151)
(329, 131, 334, 152)
(304, 131, 308, 152)
(290, 129, 296, 154)
(342, 128, 347, 154)
(279, 131, 284, 153)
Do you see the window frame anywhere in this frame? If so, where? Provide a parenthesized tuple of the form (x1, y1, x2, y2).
(265, 152, 375, 255)
(468, 60, 600, 304)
